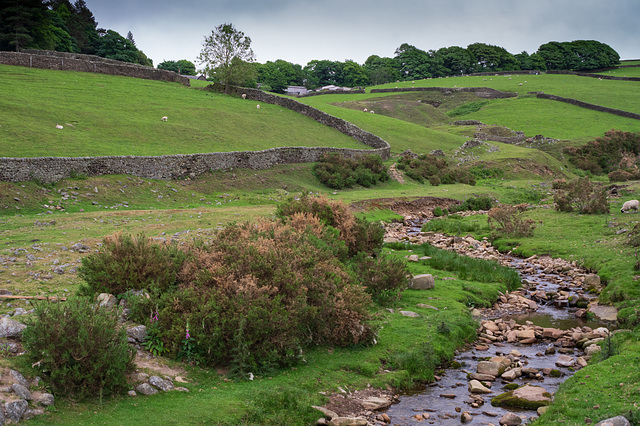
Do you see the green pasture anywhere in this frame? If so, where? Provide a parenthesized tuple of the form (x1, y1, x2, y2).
(370, 73, 640, 114)
(596, 67, 640, 77)
(0, 65, 365, 158)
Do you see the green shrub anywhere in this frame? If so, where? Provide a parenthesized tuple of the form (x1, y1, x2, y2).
(469, 166, 505, 180)
(313, 153, 389, 189)
(450, 195, 494, 213)
(275, 194, 383, 257)
(397, 154, 476, 186)
(349, 253, 409, 305)
(22, 298, 135, 400)
(143, 217, 375, 372)
(564, 130, 640, 176)
(553, 177, 609, 214)
(433, 206, 445, 217)
(78, 233, 187, 296)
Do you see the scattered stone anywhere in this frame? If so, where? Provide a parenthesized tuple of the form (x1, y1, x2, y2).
(468, 379, 492, 394)
(37, 392, 55, 406)
(22, 408, 44, 420)
(499, 412, 523, 425)
(5, 399, 28, 422)
(136, 383, 158, 395)
(477, 361, 506, 377)
(461, 411, 473, 423)
(411, 274, 435, 290)
(362, 396, 391, 410)
(9, 369, 29, 387)
(0, 317, 27, 338)
(595, 415, 631, 426)
(96, 293, 117, 309)
(12, 383, 32, 400)
(400, 311, 420, 318)
(127, 325, 148, 344)
(128, 390, 137, 397)
(555, 355, 575, 368)
(148, 376, 174, 391)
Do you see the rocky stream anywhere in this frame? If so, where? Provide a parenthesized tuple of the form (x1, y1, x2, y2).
(319, 205, 621, 426)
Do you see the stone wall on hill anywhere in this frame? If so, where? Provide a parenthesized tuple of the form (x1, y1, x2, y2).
(0, 50, 189, 85)
(369, 86, 517, 99)
(0, 83, 390, 183)
(535, 93, 640, 120)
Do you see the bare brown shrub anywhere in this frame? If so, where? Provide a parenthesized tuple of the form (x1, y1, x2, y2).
(487, 204, 536, 237)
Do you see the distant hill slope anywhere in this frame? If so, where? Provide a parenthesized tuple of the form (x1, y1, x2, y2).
(0, 65, 365, 158)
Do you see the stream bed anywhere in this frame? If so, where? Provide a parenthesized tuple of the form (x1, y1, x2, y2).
(381, 221, 614, 425)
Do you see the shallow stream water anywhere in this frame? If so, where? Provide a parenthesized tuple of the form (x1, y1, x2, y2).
(383, 222, 611, 425)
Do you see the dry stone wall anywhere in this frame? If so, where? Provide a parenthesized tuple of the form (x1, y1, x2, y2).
(535, 93, 640, 120)
(370, 86, 517, 99)
(0, 50, 189, 85)
(547, 69, 640, 82)
(0, 83, 390, 183)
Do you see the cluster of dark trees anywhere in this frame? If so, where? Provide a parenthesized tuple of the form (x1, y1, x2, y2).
(0, 0, 152, 66)
(255, 40, 620, 92)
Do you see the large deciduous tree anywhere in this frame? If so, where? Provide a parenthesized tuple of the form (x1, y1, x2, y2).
(198, 23, 255, 94)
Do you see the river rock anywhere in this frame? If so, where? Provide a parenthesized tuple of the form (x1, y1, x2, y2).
(542, 328, 564, 339)
(585, 344, 602, 356)
(469, 373, 496, 382)
(477, 361, 506, 377)
(516, 329, 535, 341)
(595, 415, 631, 426)
(312, 406, 338, 420)
(411, 274, 435, 290)
(499, 412, 522, 425)
(555, 355, 575, 368)
(361, 397, 391, 410)
(468, 379, 492, 394)
(588, 305, 618, 321)
(583, 274, 601, 289)
(492, 385, 552, 409)
(328, 417, 368, 426)
(501, 368, 522, 381)
(0, 317, 27, 338)
(461, 412, 473, 423)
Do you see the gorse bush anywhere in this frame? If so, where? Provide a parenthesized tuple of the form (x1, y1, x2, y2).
(450, 195, 494, 213)
(553, 177, 609, 214)
(78, 197, 397, 374)
(488, 204, 537, 237)
(163, 217, 375, 372)
(78, 233, 186, 296)
(313, 153, 389, 189)
(396, 154, 476, 186)
(275, 194, 384, 257)
(349, 253, 409, 305)
(22, 297, 135, 400)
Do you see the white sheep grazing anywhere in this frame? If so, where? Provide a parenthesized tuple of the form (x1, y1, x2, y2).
(242, 94, 247, 99)
(369, 110, 375, 114)
(55, 123, 63, 129)
(256, 104, 260, 109)
(363, 108, 368, 112)
(621, 200, 639, 213)
(161, 116, 168, 122)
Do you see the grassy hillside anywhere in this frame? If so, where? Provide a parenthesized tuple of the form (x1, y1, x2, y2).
(2, 64, 640, 425)
(0, 65, 366, 158)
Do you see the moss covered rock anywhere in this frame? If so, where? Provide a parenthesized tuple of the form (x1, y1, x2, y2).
(491, 385, 552, 409)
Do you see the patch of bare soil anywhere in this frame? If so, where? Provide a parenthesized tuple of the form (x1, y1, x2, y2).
(349, 196, 460, 217)
(134, 351, 187, 379)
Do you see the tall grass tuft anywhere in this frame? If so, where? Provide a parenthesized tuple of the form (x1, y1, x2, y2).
(419, 243, 521, 291)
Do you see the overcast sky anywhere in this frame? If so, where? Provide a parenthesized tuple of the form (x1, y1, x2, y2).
(84, 0, 640, 69)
